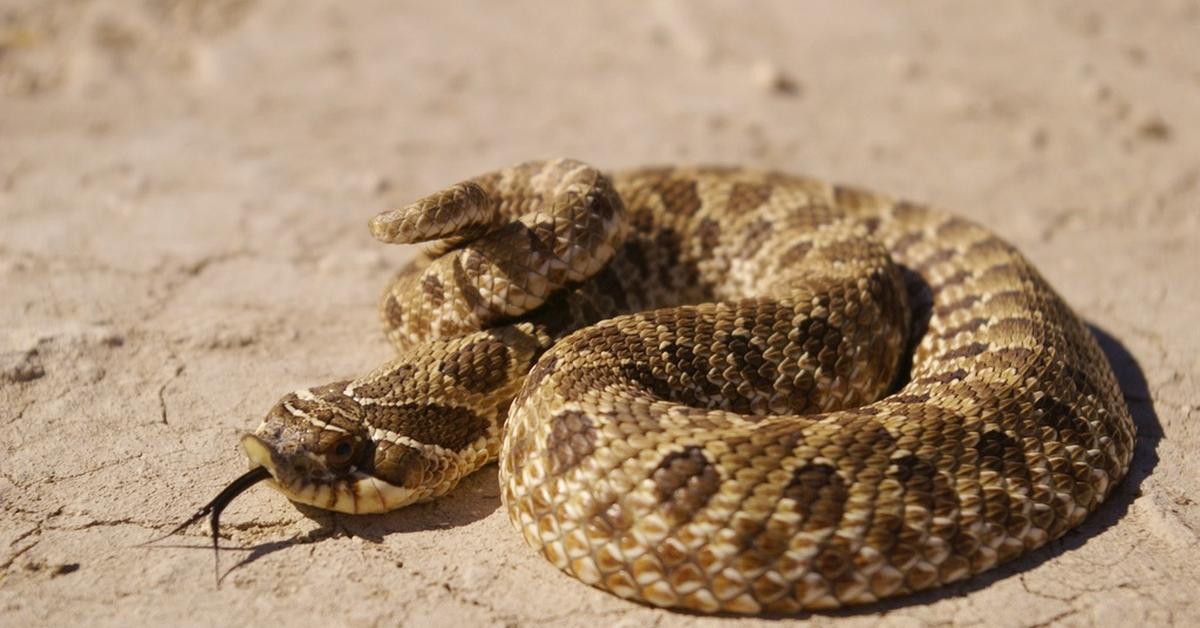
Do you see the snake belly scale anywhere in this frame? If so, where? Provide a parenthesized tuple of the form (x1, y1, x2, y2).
(222, 159, 1133, 614)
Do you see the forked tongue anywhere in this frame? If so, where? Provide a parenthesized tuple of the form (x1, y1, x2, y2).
(143, 466, 272, 586)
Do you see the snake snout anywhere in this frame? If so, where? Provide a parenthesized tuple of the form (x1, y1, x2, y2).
(240, 433, 285, 478)
(241, 432, 327, 482)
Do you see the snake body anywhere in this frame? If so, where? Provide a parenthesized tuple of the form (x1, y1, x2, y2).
(237, 160, 1134, 614)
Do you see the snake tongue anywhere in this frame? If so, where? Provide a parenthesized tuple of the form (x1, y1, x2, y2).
(144, 465, 271, 587)
(204, 465, 272, 585)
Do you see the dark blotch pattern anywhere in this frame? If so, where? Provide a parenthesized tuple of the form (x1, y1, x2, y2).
(976, 430, 1023, 473)
(545, 410, 597, 474)
(451, 253, 486, 313)
(831, 185, 876, 211)
(737, 218, 774, 260)
(651, 178, 702, 217)
(784, 462, 849, 532)
(940, 317, 988, 339)
(439, 337, 511, 393)
(916, 248, 957, 272)
(653, 228, 687, 287)
(622, 239, 650, 276)
(917, 368, 969, 385)
(620, 362, 677, 401)
(1036, 393, 1092, 446)
(421, 273, 445, 306)
(728, 182, 773, 214)
(591, 266, 632, 313)
(528, 221, 558, 257)
(780, 241, 813, 266)
(383, 294, 405, 329)
(364, 402, 490, 451)
(515, 354, 558, 411)
(652, 447, 721, 522)
(934, 295, 981, 317)
(695, 218, 722, 254)
(942, 342, 989, 359)
(351, 365, 414, 399)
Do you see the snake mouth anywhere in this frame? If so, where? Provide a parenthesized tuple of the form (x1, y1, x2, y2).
(240, 433, 416, 514)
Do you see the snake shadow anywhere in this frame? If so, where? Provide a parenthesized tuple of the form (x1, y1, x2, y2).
(222, 466, 502, 578)
(810, 323, 1161, 619)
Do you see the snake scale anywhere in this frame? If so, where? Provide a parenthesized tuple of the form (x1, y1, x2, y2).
(190, 159, 1134, 614)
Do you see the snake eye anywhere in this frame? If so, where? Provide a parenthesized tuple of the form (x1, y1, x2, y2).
(326, 438, 357, 468)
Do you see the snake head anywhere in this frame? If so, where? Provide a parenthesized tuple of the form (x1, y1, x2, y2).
(240, 381, 425, 514)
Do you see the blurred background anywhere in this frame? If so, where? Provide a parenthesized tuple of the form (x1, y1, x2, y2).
(2, 1, 1196, 626)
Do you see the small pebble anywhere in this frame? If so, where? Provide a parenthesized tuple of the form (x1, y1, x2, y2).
(1136, 115, 1171, 141)
(1022, 125, 1049, 150)
(750, 62, 800, 96)
(7, 357, 45, 382)
(1084, 81, 1112, 103)
(889, 55, 924, 79)
(52, 563, 81, 577)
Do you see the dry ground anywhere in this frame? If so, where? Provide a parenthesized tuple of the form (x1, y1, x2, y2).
(2, 1, 1198, 626)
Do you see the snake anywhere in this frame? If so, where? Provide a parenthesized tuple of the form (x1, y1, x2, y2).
(170, 159, 1134, 614)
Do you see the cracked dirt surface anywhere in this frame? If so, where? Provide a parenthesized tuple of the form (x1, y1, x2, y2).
(2, 1, 1197, 626)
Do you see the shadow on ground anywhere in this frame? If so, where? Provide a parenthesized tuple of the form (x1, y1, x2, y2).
(221, 466, 502, 579)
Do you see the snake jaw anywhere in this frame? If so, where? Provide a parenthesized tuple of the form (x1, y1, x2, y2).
(240, 433, 418, 514)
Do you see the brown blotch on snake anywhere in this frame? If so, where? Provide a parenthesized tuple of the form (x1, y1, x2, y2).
(438, 337, 511, 393)
(421, 273, 445, 306)
(544, 410, 596, 474)
(727, 182, 773, 214)
(365, 403, 491, 452)
(784, 462, 849, 532)
(651, 447, 722, 523)
(382, 294, 405, 329)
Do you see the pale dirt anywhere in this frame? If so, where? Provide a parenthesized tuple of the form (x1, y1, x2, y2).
(2, 1, 1198, 626)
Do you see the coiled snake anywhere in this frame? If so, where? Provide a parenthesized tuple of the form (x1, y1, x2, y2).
(173, 159, 1133, 614)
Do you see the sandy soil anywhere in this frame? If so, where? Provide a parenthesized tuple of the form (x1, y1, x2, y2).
(2, 1, 1198, 626)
